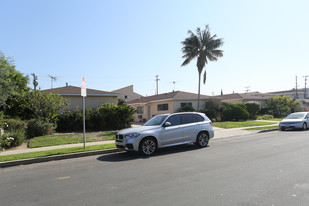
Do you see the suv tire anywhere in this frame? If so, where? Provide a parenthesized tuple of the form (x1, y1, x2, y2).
(139, 137, 157, 155)
(196, 132, 209, 147)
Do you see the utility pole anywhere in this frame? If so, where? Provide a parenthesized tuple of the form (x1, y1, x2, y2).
(48, 75, 57, 89)
(296, 76, 299, 98)
(31, 73, 38, 90)
(155, 75, 160, 95)
(304, 75, 308, 99)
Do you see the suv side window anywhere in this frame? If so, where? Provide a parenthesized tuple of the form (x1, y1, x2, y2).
(181, 114, 197, 124)
(195, 114, 205, 122)
(166, 114, 181, 126)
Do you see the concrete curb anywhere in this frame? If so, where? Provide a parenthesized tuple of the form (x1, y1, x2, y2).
(0, 148, 119, 168)
(258, 128, 279, 133)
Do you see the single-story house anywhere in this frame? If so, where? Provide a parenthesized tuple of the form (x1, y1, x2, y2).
(42, 85, 119, 110)
(112, 85, 143, 102)
(214, 92, 272, 105)
(267, 88, 308, 99)
(127, 90, 210, 122)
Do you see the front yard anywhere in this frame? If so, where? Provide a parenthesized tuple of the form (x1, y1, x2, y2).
(213, 121, 277, 129)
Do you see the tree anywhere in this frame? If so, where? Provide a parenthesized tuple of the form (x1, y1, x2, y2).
(181, 25, 224, 111)
(8, 90, 69, 122)
(0, 52, 29, 110)
(202, 98, 224, 121)
(264, 96, 298, 118)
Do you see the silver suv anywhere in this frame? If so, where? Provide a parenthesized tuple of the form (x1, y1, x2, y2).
(115, 112, 214, 155)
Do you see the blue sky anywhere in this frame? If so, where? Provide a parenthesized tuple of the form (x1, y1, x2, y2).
(1, 0, 309, 96)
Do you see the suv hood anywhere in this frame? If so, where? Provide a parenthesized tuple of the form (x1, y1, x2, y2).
(118, 125, 161, 134)
(281, 119, 303, 123)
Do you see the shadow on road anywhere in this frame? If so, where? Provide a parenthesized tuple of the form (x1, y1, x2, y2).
(97, 144, 207, 162)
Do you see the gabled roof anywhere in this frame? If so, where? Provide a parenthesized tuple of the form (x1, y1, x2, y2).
(42, 86, 119, 96)
(112, 85, 143, 97)
(214, 92, 272, 101)
(127, 91, 210, 104)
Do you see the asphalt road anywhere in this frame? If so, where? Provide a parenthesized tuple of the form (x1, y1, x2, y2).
(1, 130, 309, 206)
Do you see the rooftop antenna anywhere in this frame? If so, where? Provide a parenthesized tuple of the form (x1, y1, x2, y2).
(48, 75, 57, 89)
(245, 86, 250, 93)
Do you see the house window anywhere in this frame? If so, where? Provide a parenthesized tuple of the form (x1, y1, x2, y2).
(180, 102, 192, 108)
(137, 106, 144, 114)
(157, 103, 169, 111)
(125, 95, 130, 99)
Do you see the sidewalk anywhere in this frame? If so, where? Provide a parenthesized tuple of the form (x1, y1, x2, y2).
(0, 122, 278, 157)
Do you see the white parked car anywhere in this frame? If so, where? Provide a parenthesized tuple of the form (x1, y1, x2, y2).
(115, 112, 214, 155)
(279, 112, 309, 131)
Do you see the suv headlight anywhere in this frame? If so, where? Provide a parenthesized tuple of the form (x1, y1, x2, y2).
(125, 133, 141, 139)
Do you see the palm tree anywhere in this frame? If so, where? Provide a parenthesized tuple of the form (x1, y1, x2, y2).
(181, 25, 224, 111)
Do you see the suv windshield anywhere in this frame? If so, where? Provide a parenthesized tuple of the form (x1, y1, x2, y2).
(286, 113, 306, 119)
(144, 114, 168, 126)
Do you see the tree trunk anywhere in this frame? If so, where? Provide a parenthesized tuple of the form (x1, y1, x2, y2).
(197, 72, 201, 111)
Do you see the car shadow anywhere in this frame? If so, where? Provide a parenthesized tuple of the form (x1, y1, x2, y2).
(97, 144, 208, 162)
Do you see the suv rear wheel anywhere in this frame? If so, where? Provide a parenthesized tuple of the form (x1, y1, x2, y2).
(139, 137, 157, 155)
(196, 132, 209, 147)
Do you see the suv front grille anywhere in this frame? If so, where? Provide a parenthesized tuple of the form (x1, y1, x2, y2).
(116, 134, 124, 140)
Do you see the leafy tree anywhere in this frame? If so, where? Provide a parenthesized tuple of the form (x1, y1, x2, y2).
(0, 52, 29, 110)
(8, 90, 69, 122)
(181, 25, 224, 111)
(245, 102, 261, 119)
(202, 98, 224, 121)
(264, 96, 298, 118)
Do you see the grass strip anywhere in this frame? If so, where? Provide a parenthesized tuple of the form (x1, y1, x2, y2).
(213, 121, 275, 129)
(29, 131, 117, 148)
(0, 143, 116, 162)
(244, 125, 279, 130)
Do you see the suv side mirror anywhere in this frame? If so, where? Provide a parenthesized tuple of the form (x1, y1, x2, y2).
(164, 122, 171, 127)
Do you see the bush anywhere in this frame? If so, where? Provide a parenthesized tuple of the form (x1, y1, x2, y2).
(0, 119, 27, 131)
(27, 119, 53, 139)
(245, 102, 261, 119)
(0, 128, 26, 149)
(222, 104, 250, 121)
(256, 115, 274, 120)
(56, 103, 136, 132)
(177, 105, 195, 112)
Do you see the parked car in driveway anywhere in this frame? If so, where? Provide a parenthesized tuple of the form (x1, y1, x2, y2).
(279, 112, 309, 131)
(115, 112, 214, 155)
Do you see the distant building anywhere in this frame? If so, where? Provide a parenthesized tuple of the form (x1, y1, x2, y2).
(127, 91, 210, 122)
(42, 85, 119, 110)
(267, 88, 308, 99)
(213, 92, 272, 105)
(112, 85, 143, 102)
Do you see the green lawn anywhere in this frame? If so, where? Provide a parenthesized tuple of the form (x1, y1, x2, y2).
(0, 143, 116, 162)
(213, 121, 275, 129)
(29, 131, 118, 148)
(244, 125, 279, 130)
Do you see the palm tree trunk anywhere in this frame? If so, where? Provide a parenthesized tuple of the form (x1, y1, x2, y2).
(197, 72, 201, 111)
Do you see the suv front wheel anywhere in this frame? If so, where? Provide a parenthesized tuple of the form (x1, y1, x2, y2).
(139, 137, 157, 155)
(196, 132, 209, 147)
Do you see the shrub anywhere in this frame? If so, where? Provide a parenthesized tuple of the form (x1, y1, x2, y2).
(222, 104, 250, 121)
(56, 103, 136, 132)
(27, 119, 53, 139)
(256, 115, 274, 120)
(0, 128, 26, 149)
(177, 105, 195, 112)
(245, 102, 261, 119)
(0, 119, 27, 131)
